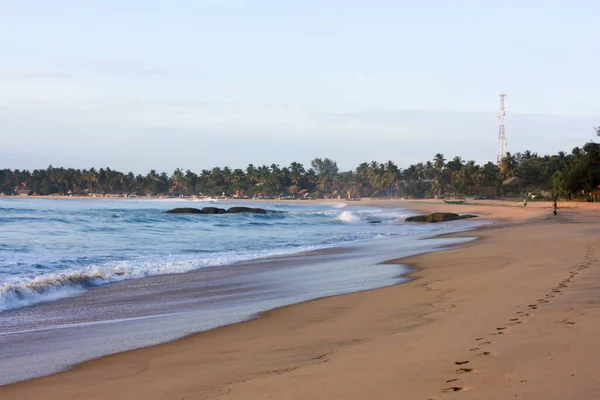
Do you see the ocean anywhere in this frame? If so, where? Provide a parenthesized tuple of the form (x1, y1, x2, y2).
(0, 198, 486, 385)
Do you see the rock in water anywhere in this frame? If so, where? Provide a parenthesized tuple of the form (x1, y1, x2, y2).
(227, 207, 268, 214)
(405, 213, 477, 223)
(201, 207, 227, 214)
(165, 208, 204, 214)
(165, 207, 281, 214)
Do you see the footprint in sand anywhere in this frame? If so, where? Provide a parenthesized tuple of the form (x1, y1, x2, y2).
(477, 351, 491, 356)
(442, 386, 464, 393)
(455, 360, 469, 365)
(454, 368, 474, 374)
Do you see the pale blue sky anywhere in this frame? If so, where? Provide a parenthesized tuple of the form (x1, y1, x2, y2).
(1, 0, 598, 173)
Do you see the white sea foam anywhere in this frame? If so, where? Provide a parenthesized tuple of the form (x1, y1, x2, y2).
(335, 211, 360, 223)
(191, 197, 218, 203)
(0, 283, 86, 312)
(0, 246, 327, 312)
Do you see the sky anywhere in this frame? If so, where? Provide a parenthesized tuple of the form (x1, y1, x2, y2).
(1, 0, 599, 173)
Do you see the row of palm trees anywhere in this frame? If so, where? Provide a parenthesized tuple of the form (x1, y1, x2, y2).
(497, 141, 600, 196)
(2, 136, 599, 199)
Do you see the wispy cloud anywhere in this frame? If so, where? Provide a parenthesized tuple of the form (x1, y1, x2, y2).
(0, 67, 68, 78)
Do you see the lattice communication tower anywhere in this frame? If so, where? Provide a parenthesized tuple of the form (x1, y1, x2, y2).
(497, 93, 507, 164)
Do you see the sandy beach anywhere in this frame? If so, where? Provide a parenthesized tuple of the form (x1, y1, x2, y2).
(2, 199, 600, 400)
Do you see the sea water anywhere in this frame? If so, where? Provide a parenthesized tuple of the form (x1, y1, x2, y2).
(0, 198, 487, 384)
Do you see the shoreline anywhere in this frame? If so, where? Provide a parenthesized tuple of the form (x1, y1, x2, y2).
(0, 200, 483, 385)
(3, 200, 600, 399)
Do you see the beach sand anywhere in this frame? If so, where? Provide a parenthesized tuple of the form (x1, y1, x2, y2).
(2, 200, 600, 399)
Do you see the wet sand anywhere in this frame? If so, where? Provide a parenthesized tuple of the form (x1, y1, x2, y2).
(3, 200, 600, 399)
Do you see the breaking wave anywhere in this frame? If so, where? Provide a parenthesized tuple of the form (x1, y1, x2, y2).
(335, 211, 360, 223)
(0, 246, 329, 312)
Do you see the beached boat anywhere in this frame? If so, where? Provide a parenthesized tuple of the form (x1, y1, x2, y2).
(443, 199, 467, 204)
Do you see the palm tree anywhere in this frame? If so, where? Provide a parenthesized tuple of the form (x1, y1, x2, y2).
(222, 167, 233, 188)
(522, 150, 534, 160)
(383, 161, 400, 196)
(423, 161, 433, 180)
(499, 152, 518, 180)
(446, 156, 465, 173)
(289, 162, 305, 186)
(243, 164, 256, 186)
(230, 169, 246, 194)
(170, 168, 188, 195)
(305, 169, 318, 192)
(433, 153, 446, 171)
(432, 153, 446, 196)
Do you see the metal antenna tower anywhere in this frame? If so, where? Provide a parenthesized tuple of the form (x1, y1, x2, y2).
(497, 93, 507, 164)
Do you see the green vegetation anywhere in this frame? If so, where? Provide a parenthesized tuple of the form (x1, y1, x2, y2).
(2, 131, 599, 200)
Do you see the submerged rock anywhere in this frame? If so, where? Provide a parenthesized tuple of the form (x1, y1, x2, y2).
(227, 206, 268, 214)
(200, 207, 227, 214)
(165, 207, 205, 214)
(166, 207, 281, 214)
(405, 212, 477, 223)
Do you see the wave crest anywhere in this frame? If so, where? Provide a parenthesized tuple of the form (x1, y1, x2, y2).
(334, 211, 360, 223)
(0, 246, 326, 312)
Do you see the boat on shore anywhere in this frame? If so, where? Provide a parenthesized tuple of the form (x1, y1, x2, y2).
(443, 199, 467, 205)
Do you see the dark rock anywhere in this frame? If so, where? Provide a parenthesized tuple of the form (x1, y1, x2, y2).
(367, 220, 382, 224)
(201, 207, 227, 214)
(166, 208, 204, 214)
(165, 206, 282, 214)
(227, 207, 268, 214)
(405, 213, 477, 223)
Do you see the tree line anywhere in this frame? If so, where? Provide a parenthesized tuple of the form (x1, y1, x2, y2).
(2, 131, 599, 200)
